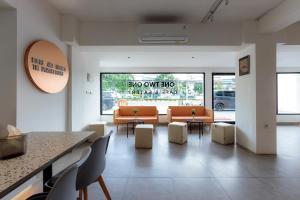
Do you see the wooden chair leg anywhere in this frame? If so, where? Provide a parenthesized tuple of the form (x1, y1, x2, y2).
(83, 187, 88, 200)
(77, 189, 82, 200)
(98, 175, 112, 200)
(117, 125, 119, 132)
(79, 189, 83, 200)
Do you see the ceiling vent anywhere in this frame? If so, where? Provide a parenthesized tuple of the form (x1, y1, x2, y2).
(138, 24, 188, 44)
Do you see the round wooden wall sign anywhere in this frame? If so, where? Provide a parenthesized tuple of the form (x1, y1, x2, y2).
(24, 40, 69, 93)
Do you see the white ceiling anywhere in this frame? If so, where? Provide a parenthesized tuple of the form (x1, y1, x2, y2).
(48, 0, 283, 22)
(81, 45, 300, 69)
(0, 0, 12, 8)
(81, 46, 238, 68)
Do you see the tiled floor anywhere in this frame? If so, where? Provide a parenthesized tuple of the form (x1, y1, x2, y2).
(87, 125, 300, 200)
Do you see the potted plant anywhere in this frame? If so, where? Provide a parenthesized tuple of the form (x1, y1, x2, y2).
(191, 109, 196, 121)
(132, 108, 139, 119)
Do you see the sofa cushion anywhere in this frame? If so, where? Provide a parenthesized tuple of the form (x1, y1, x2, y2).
(115, 116, 157, 121)
(172, 116, 211, 122)
(169, 106, 205, 116)
(119, 106, 157, 116)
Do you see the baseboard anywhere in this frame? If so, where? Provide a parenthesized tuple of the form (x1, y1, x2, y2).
(277, 122, 300, 126)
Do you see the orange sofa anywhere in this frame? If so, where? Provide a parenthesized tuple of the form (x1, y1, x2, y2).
(167, 106, 214, 124)
(113, 106, 159, 125)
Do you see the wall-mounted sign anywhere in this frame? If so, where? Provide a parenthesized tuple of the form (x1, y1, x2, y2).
(24, 40, 69, 93)
(239, 55, 250, 76)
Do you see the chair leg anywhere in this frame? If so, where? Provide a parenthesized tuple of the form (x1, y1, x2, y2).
(98, 175, 112, 200)
(79, 189, 83, 200)
(83, 187, 88, 200)
(117, 125, 118, 132)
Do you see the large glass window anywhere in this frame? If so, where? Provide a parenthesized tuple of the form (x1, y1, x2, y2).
(101, 73, 205, 114)
(277, 73, 300, 114)
(212, 73, 236, 122)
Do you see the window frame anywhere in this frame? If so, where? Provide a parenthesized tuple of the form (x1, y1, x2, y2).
(276, 72, 300, 115)
(100, 72, 206, 115)
(211, 72, 236, 123)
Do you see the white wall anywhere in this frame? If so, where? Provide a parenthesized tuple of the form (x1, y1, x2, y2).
(277, 52, 300, 67)
(14, 0, 68, 132)
(70, 47, 101, 131)
(1, 1, 70, 199)
(0, 8, 17, 135)
(236, 45, 257, 152)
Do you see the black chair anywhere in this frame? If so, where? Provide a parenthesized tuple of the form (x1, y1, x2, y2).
(27, 164, 78, 200)
(45, 131, 113, 200)
(77, 131, 112, 200)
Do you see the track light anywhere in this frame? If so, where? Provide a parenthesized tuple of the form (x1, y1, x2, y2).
(201, 0, 230, 23)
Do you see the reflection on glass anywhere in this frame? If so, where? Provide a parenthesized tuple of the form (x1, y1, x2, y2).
(101, 73, 204, 114)
(213, 74, 235, 122)
(278, 73, 300, 114)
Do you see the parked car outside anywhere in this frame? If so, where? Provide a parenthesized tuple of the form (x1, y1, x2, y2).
(214, 90, 235, 111)
(102, 91, 116, 111)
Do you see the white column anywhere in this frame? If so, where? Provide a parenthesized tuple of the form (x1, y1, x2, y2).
(255, 36, 277, 154)
(236, 35, 277, 154)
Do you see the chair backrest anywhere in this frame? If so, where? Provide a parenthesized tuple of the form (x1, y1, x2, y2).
(77, 146, 92, 167)
(118, 99, 128, 106)
(76, 131, 113, 190)
(46, 164, 79, 200)
(118, 106, 157, 116)
(169, 106, 205, 116)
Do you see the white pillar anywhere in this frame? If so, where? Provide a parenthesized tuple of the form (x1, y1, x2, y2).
(236, 35, 277, 154)
(0, 9, 17, 134)
(255, 36, 277, 154)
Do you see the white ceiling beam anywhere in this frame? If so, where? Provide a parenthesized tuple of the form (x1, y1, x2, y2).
(258, 0, 300, 33)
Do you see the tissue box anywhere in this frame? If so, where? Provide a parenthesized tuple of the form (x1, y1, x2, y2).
(0, 135, 27, 159)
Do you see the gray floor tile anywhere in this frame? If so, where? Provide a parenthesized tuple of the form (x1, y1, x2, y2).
(123, 178, 175, 200)
(260, 178, 300, 200)
(87, 178, 127, 200)
(217, 178, 282, 200)
(85, 125, 300, 200)
(173, 178, 230, 200)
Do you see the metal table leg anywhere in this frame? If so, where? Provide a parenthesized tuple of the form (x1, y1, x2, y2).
(43, 164, 52, 192)
(132, 122, 135, 135)
(127, 123, 129, 138)
(199, 123, 201, 139)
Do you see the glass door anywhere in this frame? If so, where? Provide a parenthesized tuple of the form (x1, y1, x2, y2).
(212, 73, 236, 122)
